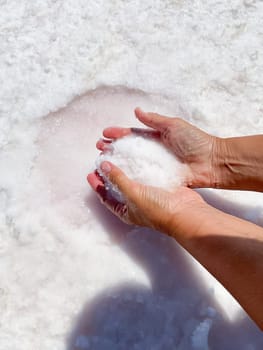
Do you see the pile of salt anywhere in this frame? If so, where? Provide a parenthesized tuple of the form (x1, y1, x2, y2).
(96, 135, 188, 201)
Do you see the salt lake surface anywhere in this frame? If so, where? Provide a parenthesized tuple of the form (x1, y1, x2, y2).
(1, 1, 263, 349)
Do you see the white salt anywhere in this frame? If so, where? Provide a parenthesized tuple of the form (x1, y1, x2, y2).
(96, 134, 189, 201)
(191, 319, 213, 350)
(2, 0, 263, 348)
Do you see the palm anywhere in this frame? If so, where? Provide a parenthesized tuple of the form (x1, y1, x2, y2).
(161, 118, 215, 188)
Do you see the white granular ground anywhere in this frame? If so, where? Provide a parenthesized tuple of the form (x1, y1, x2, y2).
(96, 135, 188, 200)
(1, 1, 263, 349)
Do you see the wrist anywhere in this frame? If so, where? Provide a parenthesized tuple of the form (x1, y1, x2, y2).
(211, 136, 233, 189)
(169, 195, 215, 242)
(212, 136, 261, 191)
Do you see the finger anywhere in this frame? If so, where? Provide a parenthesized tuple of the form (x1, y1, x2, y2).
(134, 107, 171, 132)
(100, 161, 135, 200)
(103, 126, 160, 141)
(103, 127, 132, 140)
(130, 127, 161, 139)
(87, 172, 104, 191)
(96, 138, 113, 151)
(96, 183, 130, 222)
(88, 170, 130, 222)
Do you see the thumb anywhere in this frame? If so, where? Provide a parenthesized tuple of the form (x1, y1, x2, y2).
(100, 161, 136, 200)
(134, 107, 171, 132)
(100, 161, 156, 227)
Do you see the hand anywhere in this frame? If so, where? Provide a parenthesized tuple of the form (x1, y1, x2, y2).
(97, 108, 220, 189)
(87, 161, 209, 238)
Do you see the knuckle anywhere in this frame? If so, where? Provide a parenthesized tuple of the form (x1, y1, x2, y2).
(161, 126, 172, 142)
(171, 116, 181, 122)
(137, 185, 148, 202)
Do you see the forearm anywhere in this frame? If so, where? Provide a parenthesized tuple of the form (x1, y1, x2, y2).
(215, 135, 263, 191)
(173, 205, 263, 329)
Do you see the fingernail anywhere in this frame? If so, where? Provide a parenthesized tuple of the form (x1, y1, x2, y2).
(101, 161, 111, 174)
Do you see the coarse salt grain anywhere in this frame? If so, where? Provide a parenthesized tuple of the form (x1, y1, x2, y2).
(96, 134, 189, 201)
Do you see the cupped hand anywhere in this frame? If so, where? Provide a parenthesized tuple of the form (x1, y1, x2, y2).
(97, 108, 220, 189)
(87, 161, 209, 239)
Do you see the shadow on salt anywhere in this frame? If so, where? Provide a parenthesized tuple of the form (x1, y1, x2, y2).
(37, 86, 263, 349)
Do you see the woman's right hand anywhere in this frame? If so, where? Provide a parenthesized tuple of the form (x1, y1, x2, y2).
(97, 108, 221, 189)
(87, 161, 209, 239)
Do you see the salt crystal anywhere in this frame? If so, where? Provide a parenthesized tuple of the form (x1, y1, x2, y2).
(96, 134, 189, 202)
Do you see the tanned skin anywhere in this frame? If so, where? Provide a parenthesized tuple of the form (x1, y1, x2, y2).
(88, 108, 263, 330)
